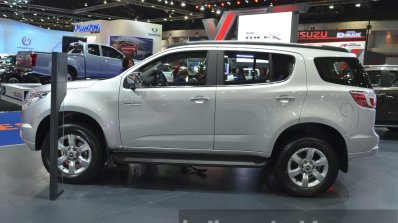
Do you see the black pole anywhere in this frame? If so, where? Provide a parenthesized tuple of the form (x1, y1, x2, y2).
(50, 52, 67, 200)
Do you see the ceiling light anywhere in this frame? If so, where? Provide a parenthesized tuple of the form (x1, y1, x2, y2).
(33, 13, 37, 16)
(40, 18, 44, 21)
(2, 14, 7, 17)
(151, 5, 155, 7)
(84, 2, 87, 6)
(141, 0, 144, 2)
(170, 1, 173, 5)
(147, 19, 150, 22)
(200, 5, 204, 11)
(181, 2, 186, 7)
(163, 18, 167, 21)
(103, 0, 107, 4)
(227, 1, 231, 5)
(237, 1, 241, 5)
(184, 15, 188, 20)
(216, 9, 221, 14)
(329, 4, 334, 9)
(165, 0, 168, 4)
(355, 3, 361, 7)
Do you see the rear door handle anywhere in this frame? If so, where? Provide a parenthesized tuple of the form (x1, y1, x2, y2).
(276, 95, 295, 103)
(191, 96, 209, 104)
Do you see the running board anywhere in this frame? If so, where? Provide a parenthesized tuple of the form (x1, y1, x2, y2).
(111, 152, 268, 167)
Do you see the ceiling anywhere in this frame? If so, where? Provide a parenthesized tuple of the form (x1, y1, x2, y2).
(0, 0, 397, 32)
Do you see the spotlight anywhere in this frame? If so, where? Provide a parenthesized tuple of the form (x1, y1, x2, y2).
(216, 9, 221, 14)
(200, 5, 205, 11)
(237, 1, 241, 5)
(355, 3, 361, 7)
(181, 2, 185, 7)
(103, 0, 107, 4)
(84, 2, 87, 6)
(329, 4, 334, 9)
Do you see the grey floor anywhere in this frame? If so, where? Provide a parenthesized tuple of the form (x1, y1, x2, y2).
(0, 128, 398, 223)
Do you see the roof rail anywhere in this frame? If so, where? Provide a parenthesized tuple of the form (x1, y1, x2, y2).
(167, 40, 349, 53)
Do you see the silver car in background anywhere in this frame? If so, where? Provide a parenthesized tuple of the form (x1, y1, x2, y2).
(21, 41, 378, 197)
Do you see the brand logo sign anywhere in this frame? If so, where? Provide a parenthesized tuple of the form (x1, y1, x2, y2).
(298, 29, 366, 43)
(73, 24, 101, 33)
(22, 36, 31, 46)
(148, 27, 161, 37)
(337, 31, 362, 38)
(298, 31, 328, 39)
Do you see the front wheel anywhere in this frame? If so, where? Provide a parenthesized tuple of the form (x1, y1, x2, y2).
(275, 137, 339, 197)
(41, 123, 104, 184)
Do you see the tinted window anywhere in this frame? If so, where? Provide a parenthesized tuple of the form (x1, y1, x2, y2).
(314, 57, 371, 88)
(224, 51, 295, 85)
(380, 70, 398, 87)
(367, 71, 381, 87)
(137, 51, 207, 87)
(87, 44, 100, 56)
(101, 46, 124, 59)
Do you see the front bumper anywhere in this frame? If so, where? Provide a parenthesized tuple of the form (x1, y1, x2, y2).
(20, 123, 36, 151)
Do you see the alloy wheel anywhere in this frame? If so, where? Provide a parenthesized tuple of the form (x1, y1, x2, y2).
(287, 147, 329, 188)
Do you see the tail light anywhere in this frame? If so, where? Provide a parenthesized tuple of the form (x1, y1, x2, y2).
(350, 91, 376, 108)
(30, 53, 37, 67)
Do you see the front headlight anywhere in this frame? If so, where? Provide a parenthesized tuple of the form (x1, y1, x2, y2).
(23, 88, 50, 109)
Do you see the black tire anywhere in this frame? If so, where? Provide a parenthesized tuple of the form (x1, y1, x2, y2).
(67, 67, 77, 81)
(7, 74, 21, 83)
(274, 137, 339, 197)
(41, 123, 104, 184)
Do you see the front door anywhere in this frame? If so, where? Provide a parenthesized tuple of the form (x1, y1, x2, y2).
(119, 50, 217, 150)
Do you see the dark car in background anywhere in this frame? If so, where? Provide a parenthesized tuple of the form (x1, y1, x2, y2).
(0, 55, 21, 83)
(365, 65, 398, 130)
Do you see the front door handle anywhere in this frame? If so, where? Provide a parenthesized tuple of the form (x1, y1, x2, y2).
(276, 95, 295, 103)
(191, 96, 209, 104)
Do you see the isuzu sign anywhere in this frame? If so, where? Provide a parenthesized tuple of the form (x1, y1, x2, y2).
(73, 24, 101, 33)
(298, 29, 366, 43)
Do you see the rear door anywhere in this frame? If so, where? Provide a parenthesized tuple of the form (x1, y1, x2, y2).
(214, 49, 307, 154)
(100, 45, 124, 78)
(85, 44, 101, 78)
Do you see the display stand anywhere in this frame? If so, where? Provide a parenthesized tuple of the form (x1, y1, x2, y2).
(50, 52, 67, 200)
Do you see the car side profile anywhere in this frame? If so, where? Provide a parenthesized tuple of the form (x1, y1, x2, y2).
(364, 65, 398, 130)
(20, 41, 379, 197)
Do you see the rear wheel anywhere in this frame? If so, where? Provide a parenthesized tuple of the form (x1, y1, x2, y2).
(7, 74, 21, 83)
(67, 67, 77, 81)
(41, 123, 104, 184)
(274, 137, 339, 197)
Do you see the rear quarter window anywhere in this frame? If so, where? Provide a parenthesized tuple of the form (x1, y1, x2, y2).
(314, 57, 371, 88)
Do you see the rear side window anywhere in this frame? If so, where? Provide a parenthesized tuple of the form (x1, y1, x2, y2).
(314, 57, 371, 88)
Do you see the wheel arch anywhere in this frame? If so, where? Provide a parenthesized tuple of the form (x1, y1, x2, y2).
(35, 111, 109, 158)
(271, 122, 348, 173)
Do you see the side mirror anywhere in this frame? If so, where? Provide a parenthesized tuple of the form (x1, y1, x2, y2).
(126, 72, 142, 91)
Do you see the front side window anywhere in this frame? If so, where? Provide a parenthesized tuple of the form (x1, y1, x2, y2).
(87, 44, 100, 56)
(314, 57, 371, 88)
(224, 51, 295, 85)
(101, 46, 124, 59)
(135, 51, 208, 87)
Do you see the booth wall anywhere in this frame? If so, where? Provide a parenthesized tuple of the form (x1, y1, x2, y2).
(0, 19, 71, 54)
(74, 20, 162, 55)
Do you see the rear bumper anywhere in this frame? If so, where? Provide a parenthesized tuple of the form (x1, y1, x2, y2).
(348, 145, 378, 160)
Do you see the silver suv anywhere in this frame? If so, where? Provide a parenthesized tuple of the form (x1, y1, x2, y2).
(21, 41, 379, 197)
